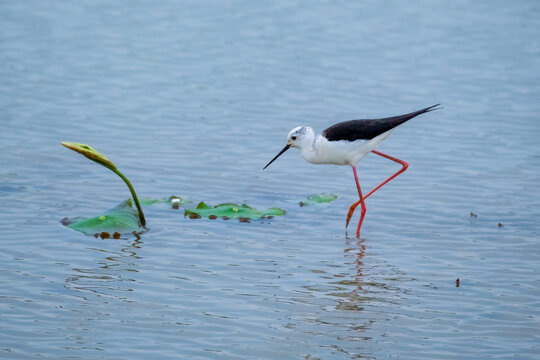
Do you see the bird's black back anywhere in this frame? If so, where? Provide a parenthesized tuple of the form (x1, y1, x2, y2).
(322, 104, 440, 142)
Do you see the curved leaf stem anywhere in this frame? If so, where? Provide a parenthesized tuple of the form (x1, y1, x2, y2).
(108, 166, 146, 227)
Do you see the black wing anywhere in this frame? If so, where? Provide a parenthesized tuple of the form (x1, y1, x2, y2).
(322, 104, 440, 142)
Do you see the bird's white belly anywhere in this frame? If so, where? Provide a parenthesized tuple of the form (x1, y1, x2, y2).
(315, 140, 367, 165)
(302, 130, 392, 166)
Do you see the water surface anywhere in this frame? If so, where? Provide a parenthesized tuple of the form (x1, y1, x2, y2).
(1, 1, 540, 359)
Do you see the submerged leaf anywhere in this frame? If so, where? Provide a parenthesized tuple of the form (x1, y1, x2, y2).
(141, 195, 192, 209)
(299, 193, 338, 206)
(168, 195, 191, 209)
(138, 198, 160, 206)
(184, 202, 286, 220)
(62, 199, 143, 236)
(168, 195, 191, 205)
(137, 196, 191, 208)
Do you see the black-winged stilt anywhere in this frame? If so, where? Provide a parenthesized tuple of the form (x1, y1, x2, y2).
(263, 104, 440, 237)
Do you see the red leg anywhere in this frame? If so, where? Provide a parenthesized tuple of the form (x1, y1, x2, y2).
(364, 150, 409, 198)
(345, 151, 409, 231)
(346, 166, 366, 237)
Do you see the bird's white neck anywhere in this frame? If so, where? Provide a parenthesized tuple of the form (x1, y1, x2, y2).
(299, 134, 325, 164)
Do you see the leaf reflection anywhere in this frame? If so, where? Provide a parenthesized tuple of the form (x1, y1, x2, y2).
(64, 235, 144, 300)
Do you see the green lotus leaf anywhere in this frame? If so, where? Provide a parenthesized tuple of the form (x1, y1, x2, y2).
(139, 195, 192, 209)
(61, 142, 146, 226)
(184, 202, 286, 220)
(299, 193, 338, 206)
(138, 198, 160, 206)
(61, 199, 142, 236)
(62, 196, 192, 236)
(135, 196, 191, 207)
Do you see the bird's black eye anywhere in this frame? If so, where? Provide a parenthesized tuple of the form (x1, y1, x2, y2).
(291, 136, 297, 140)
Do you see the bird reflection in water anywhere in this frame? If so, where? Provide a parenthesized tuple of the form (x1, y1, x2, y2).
(345, 237, 367, 290)
(338, 236, 407, 314)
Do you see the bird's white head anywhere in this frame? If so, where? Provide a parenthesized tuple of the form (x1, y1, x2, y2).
(263, 126, 316, 169)
(286, 126, 315, 149)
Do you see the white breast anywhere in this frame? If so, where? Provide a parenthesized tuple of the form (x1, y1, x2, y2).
(301, 131, 392, 166)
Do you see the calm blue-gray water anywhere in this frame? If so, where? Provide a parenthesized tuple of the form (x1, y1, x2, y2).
(1, 1, 540, 359)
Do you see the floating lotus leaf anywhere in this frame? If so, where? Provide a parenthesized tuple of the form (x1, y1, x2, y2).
(138, 198, 160, 206)
(184, 202, 286, 221)
(135, 196, 190, 207)
(61, 199, 143, 236)
(61, 142, 146, 226)
(62, 195, 192, 236)
(299, 193, 338, 206)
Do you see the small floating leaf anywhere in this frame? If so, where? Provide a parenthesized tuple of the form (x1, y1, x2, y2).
(138, 198, 160, 206)
(184, 202, 286, 220)
(137, 196, 192, 209)
(62, 199, 143, 236)
(299, 193, 338, 207)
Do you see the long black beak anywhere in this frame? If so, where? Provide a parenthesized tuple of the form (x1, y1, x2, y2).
(263, 144, 290, 169)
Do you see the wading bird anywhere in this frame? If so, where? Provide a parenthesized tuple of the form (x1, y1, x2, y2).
(263, 104, 440, 237)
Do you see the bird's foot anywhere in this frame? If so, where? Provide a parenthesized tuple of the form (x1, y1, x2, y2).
(346, 200, 362, 228)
